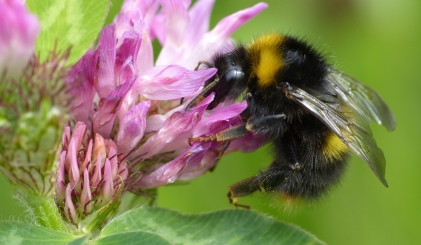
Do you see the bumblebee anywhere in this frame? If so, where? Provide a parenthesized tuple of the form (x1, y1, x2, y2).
(186, 34, 395, 206)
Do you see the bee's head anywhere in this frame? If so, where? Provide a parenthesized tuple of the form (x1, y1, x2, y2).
(204, 48, 249, 110)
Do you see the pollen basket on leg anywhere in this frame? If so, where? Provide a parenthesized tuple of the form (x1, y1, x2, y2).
(248, 34, 285, 88)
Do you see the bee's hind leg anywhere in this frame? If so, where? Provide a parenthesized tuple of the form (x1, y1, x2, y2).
(228, 176, 260, 209)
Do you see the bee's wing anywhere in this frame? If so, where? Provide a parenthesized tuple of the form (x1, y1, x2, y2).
(326, 69, 396, 131)
(288, 86, 388, 186)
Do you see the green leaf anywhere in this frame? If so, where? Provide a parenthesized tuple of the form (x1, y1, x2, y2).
(0, 221, 79, 245)
(26, 0, 109, 65)
(92, 232, 171, 245)
(97, 207, 325, 245)
(66, 235, 91, 245)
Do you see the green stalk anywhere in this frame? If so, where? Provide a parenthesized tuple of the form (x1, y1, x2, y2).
(16, 190, 68, 233)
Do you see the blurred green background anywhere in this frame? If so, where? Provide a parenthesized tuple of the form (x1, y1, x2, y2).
(1, 0, 419, 244)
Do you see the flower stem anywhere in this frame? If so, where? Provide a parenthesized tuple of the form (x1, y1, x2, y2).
(16, 190, 68, 233)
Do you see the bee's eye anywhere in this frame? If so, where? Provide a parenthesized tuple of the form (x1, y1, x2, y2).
(204, 68, 245, 110)
(217, 69, 244, 94)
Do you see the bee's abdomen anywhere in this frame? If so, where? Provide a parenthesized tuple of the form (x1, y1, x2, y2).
(261, 126, 350, 199)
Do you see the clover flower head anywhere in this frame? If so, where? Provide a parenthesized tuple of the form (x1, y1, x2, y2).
(65, 0, 267, 201)
(0, 0, 268, 231)
(55, 122, 127, 227)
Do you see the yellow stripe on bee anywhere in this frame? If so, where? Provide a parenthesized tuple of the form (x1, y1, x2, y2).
(323, 132, 349, 161)
(248, 34, 285, 88)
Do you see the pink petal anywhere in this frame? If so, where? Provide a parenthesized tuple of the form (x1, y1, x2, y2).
(65, 122, 86, 188)
(115, 0, 159, 41)
(136, 21, 154, 74)
(93, 77, 135, 137)
(102, 159, 114, 203)
(67, 139, 80, 188)
(191, 100, 248, 137)
(183, 2, 268, 68)
(71, 122, 87, 150)
(117, 100, 151, 155)
(185, 0, 215, 47)
(55, 151, 67, 202)
(95, 24, 117, 98)
(165, 102, 253, 180)
(81, 139, 93, 173)
(61, 126, 71, 149)
(67, 49, 96, 123)
(210, 3, 267, 42)
(91, 151, 103, 187)
(150, 11, 165, 44)
(132, 93, 214, 160)
(107, 139, 119, 178)
(152, 0, 192, 43)
(136, 142, 208, 189)
(80, 168, 92, 212)
(65, 184, 78, 224)
(161, 0, 189, 45)
(115, 31, 140, 86)
(135, 0, 160, 25)
(92, 134, 107, 187)
(137, 65, 217, 100)
(178, 141, 228, 180)
(154, 0, 190, 65)
(116, 21, 153, 118)
(93, 134, 107, 163)
(118, 161, 128, 181)
(158, 101, 247, 155)
(145, 114, 167, 134)
(0, 0, 39, 77)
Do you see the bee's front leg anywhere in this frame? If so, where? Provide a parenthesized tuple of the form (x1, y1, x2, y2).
(188, 124, 248, 144)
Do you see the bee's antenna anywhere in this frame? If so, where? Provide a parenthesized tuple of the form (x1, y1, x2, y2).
(184, 75, 219, 111)
(183, 60, 218, 111)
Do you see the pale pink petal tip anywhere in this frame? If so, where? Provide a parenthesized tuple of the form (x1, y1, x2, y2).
(102, 159, 114, 203)
(65, 184, 77, 224)
(138, 65, 217, 100)
(211, 2, 268, 40)
(117, 101, 151, 155)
